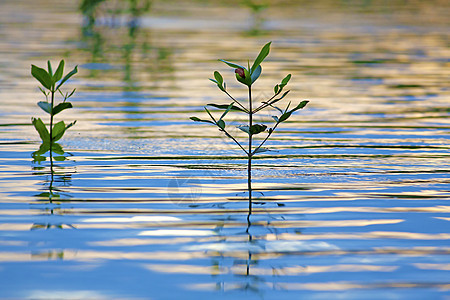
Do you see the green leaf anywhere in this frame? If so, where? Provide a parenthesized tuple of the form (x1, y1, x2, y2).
(32, 142, 50, 157)
(31, 154, 46, 162)
(52, 121, 66, 141)
(238, 124, 267, 135)
(279, 111, 292, 123)
(219, 59, 246, 70)
(210, 80, 224, 91)
(31, 117, 50, 143)
(210, 77, 225, 92)
(207, 103, 246, 113)
(51, 142, 65, 155)
(37, 101, 52, 114)
(214, 71, 223, 85)
(190, 117, 214, 124)
(53, 155, 67, 161)
(219, 103, 234, 121)
(35, 192, 60, 199)
(237, 125, 250, 134)
(251, 65, 262, 84)
(254, 148, 270, 154)
(52, 102, 73, 115)
(274, 84, 279, 94)
(244, 68, 252, 85)
(249, 124, 267, 135)
(281, 74, 291, 86)
(251, 41, 271, 74)
(217, 119, 225, 130)
(53, 60, 65, 82)
(52, 120, 76, 141)
(31, 65, 52, 90)
(47, 60, 53, 77)
(274, 74, 291, 95)
(289, 100, 309, 113)
(56, 65, 78, 90)
(67, 88, 76, 99)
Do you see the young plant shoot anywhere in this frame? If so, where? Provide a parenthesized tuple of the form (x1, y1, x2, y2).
(191, 42, 309, 219)
(31, 60, 78, 158)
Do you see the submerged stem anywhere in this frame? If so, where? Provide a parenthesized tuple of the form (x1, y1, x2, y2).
(49, 89, 54, 157)
(49, 90, 54, 204)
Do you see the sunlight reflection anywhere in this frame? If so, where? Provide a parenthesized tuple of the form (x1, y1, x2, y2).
(144, 263, 221, 275)
(0, 250, 206, 262)
(90, 237, 197, 246)
(26, 290, 112, 300)
(183, 240, 339, 253)
(414, 263, 450, 271)
(82, 216, 181, 223)
(138, 229, 217, 236)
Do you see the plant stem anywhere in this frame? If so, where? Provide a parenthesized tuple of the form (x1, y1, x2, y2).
(222, 129, 249, 155)
(253, 91, 280, 113)
(247, 86, 253, 221)
(49, 89, 54, 161)
(223, 90, 249, 113)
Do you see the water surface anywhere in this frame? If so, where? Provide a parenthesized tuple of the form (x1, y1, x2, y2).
(0, 0, 449, 299)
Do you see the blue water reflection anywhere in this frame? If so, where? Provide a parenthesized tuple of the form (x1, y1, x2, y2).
(0, 0, 449, 299)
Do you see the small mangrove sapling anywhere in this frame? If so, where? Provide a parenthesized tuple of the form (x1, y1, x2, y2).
(31, 60, 78, 158)
(191, 42, 309, 219)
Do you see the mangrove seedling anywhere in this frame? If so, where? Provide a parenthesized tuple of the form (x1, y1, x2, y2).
(31, 60, 78, 158)
(190, 42, 309, 219)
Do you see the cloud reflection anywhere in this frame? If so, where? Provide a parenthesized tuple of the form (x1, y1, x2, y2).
(82, 216, 181, 223)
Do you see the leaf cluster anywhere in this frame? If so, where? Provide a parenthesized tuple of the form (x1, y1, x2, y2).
(31, 60, 78, 156)
(191, 42, 309, 157)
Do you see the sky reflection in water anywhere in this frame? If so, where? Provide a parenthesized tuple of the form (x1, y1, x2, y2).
(0, 0, 449, 299)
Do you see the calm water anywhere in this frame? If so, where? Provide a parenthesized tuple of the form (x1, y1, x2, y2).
(0, 0, 449, 299)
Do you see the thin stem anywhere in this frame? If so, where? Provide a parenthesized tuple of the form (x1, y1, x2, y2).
(252, 90, 281, 113)
(247, 86, 253, 220)
(221, 128, 248, 155)
(223, 90, 249, 113)
(49, 89, 54, 157)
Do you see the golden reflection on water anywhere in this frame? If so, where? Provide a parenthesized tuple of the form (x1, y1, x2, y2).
(0, 0, 449, 298)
